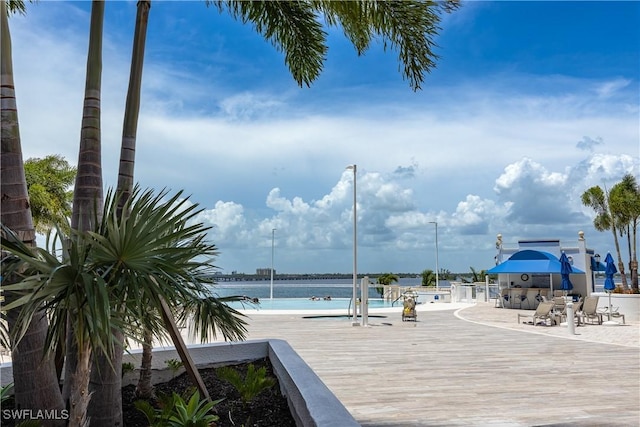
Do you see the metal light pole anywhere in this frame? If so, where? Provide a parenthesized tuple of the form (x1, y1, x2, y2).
(270, 228, 276, 300)
(346, 165, 358, 325)
(429, 221, 439, 291)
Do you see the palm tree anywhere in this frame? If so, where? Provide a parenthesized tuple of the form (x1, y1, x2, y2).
(421, 269, 436, 287)
(609, 174, 639, 292)
(116, 0, 150, 209)
(470, 267, 490, 283)
(71, 0, 105, 233)
(376, 273, 400, 286)
(375, 273, 399, 297)
(24, 155, 76, 234)
(110, 0, 156, 406)
(1, 187, 248, 426)
(0, 0, 66, 417)
(582, 185, 629, 290)
(61, 1, 107, 416)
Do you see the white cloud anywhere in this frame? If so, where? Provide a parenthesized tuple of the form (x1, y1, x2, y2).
(450, 195, 510, 235)
(594, 78, 632, 99)
(9, 2, 639, 274)
(576, 136, 603, 152)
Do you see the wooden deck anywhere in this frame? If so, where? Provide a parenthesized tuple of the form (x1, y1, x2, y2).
(213, 303, 639, 426)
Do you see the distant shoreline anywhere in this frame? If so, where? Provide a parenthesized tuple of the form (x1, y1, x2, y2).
(214, 272, 421, 282)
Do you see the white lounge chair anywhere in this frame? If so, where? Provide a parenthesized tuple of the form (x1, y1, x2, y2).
(517, 301, 555, 326)
(557, 298, 583, 326)
(598, 306, 626, 324)
(581, 296, 603, 325)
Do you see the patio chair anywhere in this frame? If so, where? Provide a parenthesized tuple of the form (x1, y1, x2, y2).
(598, 306, 626, 324)
(509, 288, 527, 309)
(557, 298, 583, 326)
(517, 301, 555, 326)
(515, 288, 528, 309)
(581, 296, 603, 325)
(551, 297, 566, 316)
(496, 288, 509, 308)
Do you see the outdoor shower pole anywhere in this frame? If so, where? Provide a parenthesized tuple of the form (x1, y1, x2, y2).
(429, 221, 439, 291)
(347, 164, 358, 325)
(270, 228, 275, 300)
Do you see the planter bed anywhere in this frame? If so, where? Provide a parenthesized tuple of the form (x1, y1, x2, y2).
(1, 339, 360, 427)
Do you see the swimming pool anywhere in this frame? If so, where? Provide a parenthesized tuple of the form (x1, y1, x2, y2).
(226, 297, 399, 311)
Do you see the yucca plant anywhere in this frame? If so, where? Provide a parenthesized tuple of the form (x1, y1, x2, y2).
(1, 383, 13, 404)
(135, 389, 222, 427)
(0, 186, 249, 426)
(217, 363, 277, 404)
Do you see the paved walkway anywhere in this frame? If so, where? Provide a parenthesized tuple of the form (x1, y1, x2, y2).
(3, 302, 637, 426)
(211, 302, 639, 426)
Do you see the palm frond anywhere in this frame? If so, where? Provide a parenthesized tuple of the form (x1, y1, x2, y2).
(211, 0, 327, 87)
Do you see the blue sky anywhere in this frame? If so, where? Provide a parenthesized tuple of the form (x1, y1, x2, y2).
(9, 1, 639, 275)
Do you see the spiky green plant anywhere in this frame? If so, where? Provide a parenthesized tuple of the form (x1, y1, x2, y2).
(135, 389, 221, 427)
(216, 363, 276, 404)
(165, 358, 184, 379)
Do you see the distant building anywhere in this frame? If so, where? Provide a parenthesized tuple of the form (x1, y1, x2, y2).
(256, 268, 275, 276)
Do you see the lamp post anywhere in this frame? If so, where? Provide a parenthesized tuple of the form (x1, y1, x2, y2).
(592, 253, 601, 293)
(270, 228, 276, 300)
(346, 164, 358, 325)
(429, 221, 439, 291)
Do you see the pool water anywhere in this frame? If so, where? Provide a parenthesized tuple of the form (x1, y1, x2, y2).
(227, 298, 399, 311)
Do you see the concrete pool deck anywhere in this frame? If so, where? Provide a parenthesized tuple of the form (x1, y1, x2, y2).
(2, 302, 638, 426)
(209, 301, 639, 426)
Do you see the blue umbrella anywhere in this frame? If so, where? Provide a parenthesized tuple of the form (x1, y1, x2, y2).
(603, 253, 617, 322)
(559, 252, 573, 296)
(603, 252, 617, 292)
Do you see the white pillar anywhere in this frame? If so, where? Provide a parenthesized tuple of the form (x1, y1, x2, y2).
(361, 276, 369, 326)
(566, 302, 575, 335)
(485, 275, 490, 303)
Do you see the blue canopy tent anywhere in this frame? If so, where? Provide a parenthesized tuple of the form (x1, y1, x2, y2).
(488, 250, 584, 274)
(488, 250, 584, 296)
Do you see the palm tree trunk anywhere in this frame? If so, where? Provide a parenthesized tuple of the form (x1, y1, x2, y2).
(611, 223, 629, 290)
(71, 0, 105, 232)
(117, 0, 151, 210)
(68, 342, 92, 427)
(632, 222, 638, 292)
(136, 326, 155, 399)
(4, 308, 65, 426)
(1, 1, 65, 419)
(87, 334, 123, 426)
(66, 0, 105, 420)
(116, 0, 156, 403)
(86, 3, 153, 424)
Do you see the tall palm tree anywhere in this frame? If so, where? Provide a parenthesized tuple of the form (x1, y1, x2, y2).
(62, 1, 107, 415)
(0, 0, 66, 417)
(1, 187, 248, 427)
(581, 185, 629, 290)
(71, 0, 105, 233)
(609, 174, 639, 292)
(108, 1, 155, 408)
